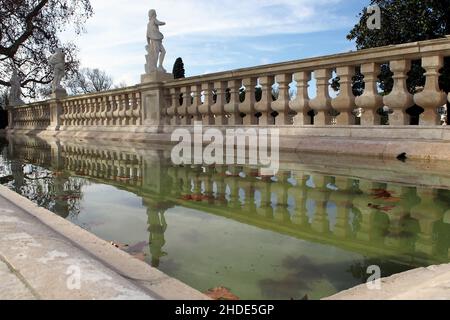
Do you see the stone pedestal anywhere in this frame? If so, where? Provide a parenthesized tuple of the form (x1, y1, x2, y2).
(141, 71, 173, 84)
(140, 71, 173, 128)
(51, 88, 67, 100)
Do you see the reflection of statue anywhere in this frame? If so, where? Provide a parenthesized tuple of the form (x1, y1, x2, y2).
(49, 48, 66, 93)
(9, 69, 24, 106)
(147, 208, 167, 268)
(146, 9, 167, 73)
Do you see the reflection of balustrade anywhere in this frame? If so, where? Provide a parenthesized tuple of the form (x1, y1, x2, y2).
(6, 137, 450, 266)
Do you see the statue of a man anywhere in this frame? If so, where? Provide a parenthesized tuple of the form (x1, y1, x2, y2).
(49, 48, 66, 93)
(146, 9, 167, 73)
(9, 69, 24, 106)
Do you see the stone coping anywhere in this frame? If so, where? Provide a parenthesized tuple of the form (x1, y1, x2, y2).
(8, 126, 450, 161)
(324, 263, 450, 300)
(0, 185, 209, 300)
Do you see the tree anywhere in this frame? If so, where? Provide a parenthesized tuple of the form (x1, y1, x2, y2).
(0, 89, 8, 110)
(0, 0, 93, 99)
(346, 0, 450, 93)
(172, 57, 185, 79)
(337, 0, 450, 124)
(67, 68, 113, 95)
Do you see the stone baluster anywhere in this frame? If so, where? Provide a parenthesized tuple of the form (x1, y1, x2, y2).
(239, 77, 257, 125)
(113, 95, 121, 126)
(188, 84, 202, 122)
(100, 96, 108, 126)
(67, 101, 73, 126)
(125, 93, 134, 125)
(332, 66, 356, 125)
(309, 69, 333, 125)
(414, 55, 447, 125)
(289, 72, 311, 126)
(210, 81, 227, 125)
(84, 99, 91, 126)
(355, 63, 383, 125)
(119, 94, 128, 125)
(134, 92, 142, 125)
(178, 86, 191, 125)
(107, 96, 114, 126)
(224, 79, 243, 125)
(90, 98, 97, 126)
(93, 97, 101, 126)
(76, 100, 83, 126)
(199, 82, 214, 125)
(383, 60, 414, 125)
(271, 73, 292, 125)
(167, 88, 180, 125)
(255, 76, 275, 125)
(126, 93, 135, 125)
(81, 99, 89, 127)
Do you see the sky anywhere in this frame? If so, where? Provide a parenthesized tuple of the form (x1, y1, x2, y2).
(61, 0, 369, 86)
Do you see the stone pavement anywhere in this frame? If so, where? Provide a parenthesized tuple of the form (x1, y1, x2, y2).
(0, 186, 207, 300)
(325, 263, 450, 300)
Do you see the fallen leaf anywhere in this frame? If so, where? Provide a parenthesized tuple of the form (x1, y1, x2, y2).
(110, 241, 129, 250)
(127, 241, 149, 253)
(130, 252, 146, 261)
(204, 287, 240, 300)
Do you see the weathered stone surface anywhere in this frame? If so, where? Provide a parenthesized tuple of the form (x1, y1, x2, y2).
(325, 264, 450, 300)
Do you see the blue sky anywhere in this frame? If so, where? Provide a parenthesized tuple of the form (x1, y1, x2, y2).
(62, 0, 369, 85)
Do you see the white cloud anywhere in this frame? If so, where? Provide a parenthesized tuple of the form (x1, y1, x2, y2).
(61, 0, 354, 85)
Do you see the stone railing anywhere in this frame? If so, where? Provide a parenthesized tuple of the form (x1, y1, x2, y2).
(8, 101, 51, 129)
(162, 37, 450, 127)
(6, 36, 450, 133)
(59, 86, 142, 129)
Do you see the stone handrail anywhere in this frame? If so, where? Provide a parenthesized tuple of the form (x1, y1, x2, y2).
(59, 86, 142, 129)
(6, 36, 450, 131)
(8, 101, 51, 129)
(162, 36, 450, 127)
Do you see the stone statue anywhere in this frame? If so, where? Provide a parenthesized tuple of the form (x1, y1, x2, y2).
(49, 48, 66, 94)
(8, 69, 24, 106)
(146, 9, 167, 73)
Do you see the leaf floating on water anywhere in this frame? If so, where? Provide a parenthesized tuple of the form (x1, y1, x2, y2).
(110, 241, 129, 250)
(368, 203, 396, 213)
(371, 189, 396, 199)
(204, 287, 240, 301)
(130, 252, 146, 261)
(117, 176, 132, 182)
(127, 241, 149, 253)
(179, 194, 214, 202)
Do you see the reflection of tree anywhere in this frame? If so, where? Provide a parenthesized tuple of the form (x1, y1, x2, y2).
(346, 258, 412, 284)
(1, 154, 88, 219)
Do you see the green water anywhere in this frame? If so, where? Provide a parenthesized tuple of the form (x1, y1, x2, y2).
(1, 136, 449, 300)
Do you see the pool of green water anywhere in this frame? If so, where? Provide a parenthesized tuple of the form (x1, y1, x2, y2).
(0, 136, 449, 300)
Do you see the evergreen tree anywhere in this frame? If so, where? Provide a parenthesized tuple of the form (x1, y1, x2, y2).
(172, 58, 185, 79)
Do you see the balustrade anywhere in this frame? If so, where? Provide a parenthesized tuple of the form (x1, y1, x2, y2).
(8, 37, 450, 131)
